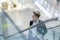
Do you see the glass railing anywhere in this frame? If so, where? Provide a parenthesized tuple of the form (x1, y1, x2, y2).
(0, 9, 60, 40)
(44, 25, 60, 40)
(0, 9, 27, 40)
(6, 22, 60, 40)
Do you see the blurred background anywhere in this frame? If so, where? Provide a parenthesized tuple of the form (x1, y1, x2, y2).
(0, 0, 60, 40)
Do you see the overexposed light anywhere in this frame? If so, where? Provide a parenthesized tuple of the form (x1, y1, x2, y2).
(54, 10, 58, 17)
(15, 19, 23, 27)
(23, 4, 34, 9)
(0, 0, 6, 3)
(34, 1, 52, 18)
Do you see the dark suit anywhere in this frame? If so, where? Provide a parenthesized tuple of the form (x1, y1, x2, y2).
(30, 20, 47, 36)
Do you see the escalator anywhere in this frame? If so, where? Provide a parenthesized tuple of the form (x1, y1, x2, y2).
(0, 9, 60, 40)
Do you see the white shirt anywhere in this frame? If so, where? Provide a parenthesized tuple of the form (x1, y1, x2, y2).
(31, 20, 39, 37)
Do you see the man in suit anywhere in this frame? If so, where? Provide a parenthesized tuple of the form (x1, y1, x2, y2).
(29, 10, 47, 40)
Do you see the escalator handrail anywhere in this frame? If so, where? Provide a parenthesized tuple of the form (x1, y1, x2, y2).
(6, 24, 60, 38)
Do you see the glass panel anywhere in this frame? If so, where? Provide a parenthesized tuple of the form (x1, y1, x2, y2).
(0, 17, 2, 34)
(6, 18, 18, 36)
(8, 33, 27, 40)
(0, 13, 18, 37)
(0, 36, 3, 40)
(44, 25, 60, 40)
(0, 10, 27, 40)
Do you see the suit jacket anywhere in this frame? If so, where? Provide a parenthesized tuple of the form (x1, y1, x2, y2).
(29, 20, 47, 36)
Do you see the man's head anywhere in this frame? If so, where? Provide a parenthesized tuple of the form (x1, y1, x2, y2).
(32, 10, 40, 21)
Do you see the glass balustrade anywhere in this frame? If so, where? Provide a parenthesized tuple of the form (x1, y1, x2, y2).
(0, 11, 60, 40)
